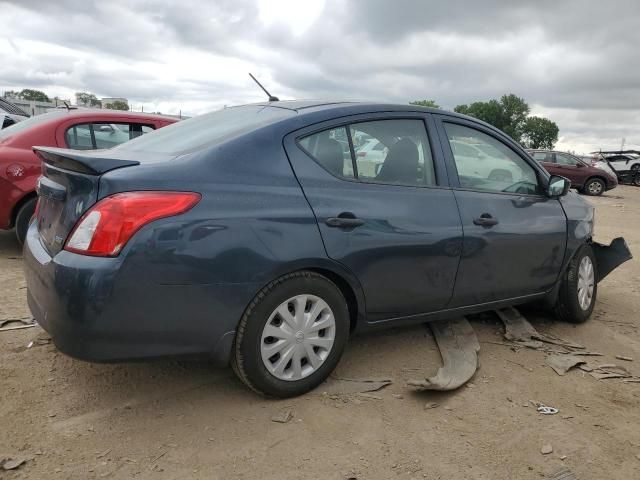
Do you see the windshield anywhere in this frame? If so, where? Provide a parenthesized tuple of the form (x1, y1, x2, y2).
(114, 105, 293, 156)
(0, 110, 66, 140)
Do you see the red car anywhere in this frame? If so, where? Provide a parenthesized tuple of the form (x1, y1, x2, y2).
(528, 149, 618, 196)
(0, 109, 177, 243)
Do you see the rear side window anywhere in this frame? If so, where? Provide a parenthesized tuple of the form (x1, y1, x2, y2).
(65, 123, 155, 150)
(298, 127, 354, 179)
(300, 118, 436, 187)
(532, 151, 552, 162)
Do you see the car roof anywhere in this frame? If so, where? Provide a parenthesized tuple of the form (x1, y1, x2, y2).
(241, 100, 494, 134)
(250, 100, 445, 115)
(50, 108, 177, 122)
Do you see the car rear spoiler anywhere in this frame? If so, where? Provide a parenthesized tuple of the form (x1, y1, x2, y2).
(33, 146, 140, 175)
(593, 237, 633, 282)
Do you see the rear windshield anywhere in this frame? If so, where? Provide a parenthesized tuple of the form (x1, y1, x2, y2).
(0, 110, 66, 141)
(114, 105, 293, 156)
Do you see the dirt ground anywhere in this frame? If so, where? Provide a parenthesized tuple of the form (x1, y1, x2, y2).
(1, 187, 639, 480)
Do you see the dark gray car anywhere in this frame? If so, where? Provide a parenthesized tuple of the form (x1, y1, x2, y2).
(23, 101, 632, 397)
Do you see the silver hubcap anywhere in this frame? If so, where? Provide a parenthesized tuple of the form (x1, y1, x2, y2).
(588, 181, 603, 194)
(260, 295, 336, 381)
(577, 256, 595, 310)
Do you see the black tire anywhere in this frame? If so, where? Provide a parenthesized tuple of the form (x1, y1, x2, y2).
(15, 198, 36, 245)
(630, 163, 640, 172)
(583, 178, 605, 196)
(553, 244, 597, 324)
(232, 271, 349, 397)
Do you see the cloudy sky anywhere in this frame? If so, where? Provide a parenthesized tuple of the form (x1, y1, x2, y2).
(2, 0, 639, 153)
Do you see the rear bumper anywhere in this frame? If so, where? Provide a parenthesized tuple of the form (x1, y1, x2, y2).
(23, 222, 255, 365)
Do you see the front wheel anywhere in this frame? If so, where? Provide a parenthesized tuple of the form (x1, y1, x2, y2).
(232, 271, 349, 397)
(584, 178, 605, 196)
(553, 245, 597, 323)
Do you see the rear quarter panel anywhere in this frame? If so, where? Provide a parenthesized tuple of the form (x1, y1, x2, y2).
(95, 125, 365, 336)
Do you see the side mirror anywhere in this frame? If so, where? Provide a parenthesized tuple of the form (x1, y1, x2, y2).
(547, 175, 570, 197)
(98, 125, 114, 133)
(575, 162, 584, 168)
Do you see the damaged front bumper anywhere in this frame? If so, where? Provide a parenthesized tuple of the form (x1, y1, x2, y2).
(593, 237, 633, 282)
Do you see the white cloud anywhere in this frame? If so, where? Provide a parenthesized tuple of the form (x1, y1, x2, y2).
(1, 0, 639, 153)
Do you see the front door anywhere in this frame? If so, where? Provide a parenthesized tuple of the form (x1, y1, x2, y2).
(284, 114, 463, 322)
(435, 117, 567, 307)
(553, 152, 589, 188)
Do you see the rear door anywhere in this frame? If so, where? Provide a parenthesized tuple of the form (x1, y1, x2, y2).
(531, 151, 558, 175)
(435, 116, 566, 306)
(284, 112, 462, 322)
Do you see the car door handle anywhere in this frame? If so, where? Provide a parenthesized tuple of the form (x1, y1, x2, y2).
(473, 214, 499, 227)
(325, 215, 365, 228)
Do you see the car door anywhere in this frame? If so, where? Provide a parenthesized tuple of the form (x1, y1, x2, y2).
(553, 152, 587, 187)
(434, 116, 567, 307)
(607, 155, 632, 172)
(284, 113, 463, 322)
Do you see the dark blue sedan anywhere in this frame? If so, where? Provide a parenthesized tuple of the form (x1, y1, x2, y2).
(24, 101, 631, 397)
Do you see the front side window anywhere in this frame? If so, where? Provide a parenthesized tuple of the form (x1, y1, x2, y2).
(65, 123, 155, 150)
(300, 118, 436, 187)
(554, 153, 579, 166)
(444, 123, 540, 195)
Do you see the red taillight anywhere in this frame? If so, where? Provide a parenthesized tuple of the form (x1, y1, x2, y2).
(64, 191, 201, 257)
(357, 151, 367, 157)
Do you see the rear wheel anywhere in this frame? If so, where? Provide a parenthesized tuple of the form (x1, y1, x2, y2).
(232, 271, 349, 397)
(553, 245, 597, 323)
(631, 163, 640, 172)
(15, 198, 36, 245)
(584, 178, 605, 196)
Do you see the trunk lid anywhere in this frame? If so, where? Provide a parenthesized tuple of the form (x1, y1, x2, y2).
(33, 147, 139, 255)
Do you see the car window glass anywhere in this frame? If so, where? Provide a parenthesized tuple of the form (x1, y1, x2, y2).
(444, 123, 540, 195)
(66, 123, 155, 150)
(65, 123, 94, 150)
(299, 126, 355, 178)
(555, 153, 579, 166)
(94, 123, 154, 149)
(350, 119, 435, 186)
(532, 152, 551, 162)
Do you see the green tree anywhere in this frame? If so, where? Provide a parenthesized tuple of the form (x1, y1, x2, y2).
(18, 89, 50, 102)
(454, 99, 504, 130)
(409, 99, 440, 109)
(105, 100, 129, 111)
(498, 94, 529, 140)
(76, 92, 102, 107)
(454, 93, 557, 146)
(521, 116, 559, 149)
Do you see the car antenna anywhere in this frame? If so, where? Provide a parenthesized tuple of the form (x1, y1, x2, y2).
(249, 73, 279, 102)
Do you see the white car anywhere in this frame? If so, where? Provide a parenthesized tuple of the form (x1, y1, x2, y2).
(602, 154, 640, 173)
(450, 140, 524, 184)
